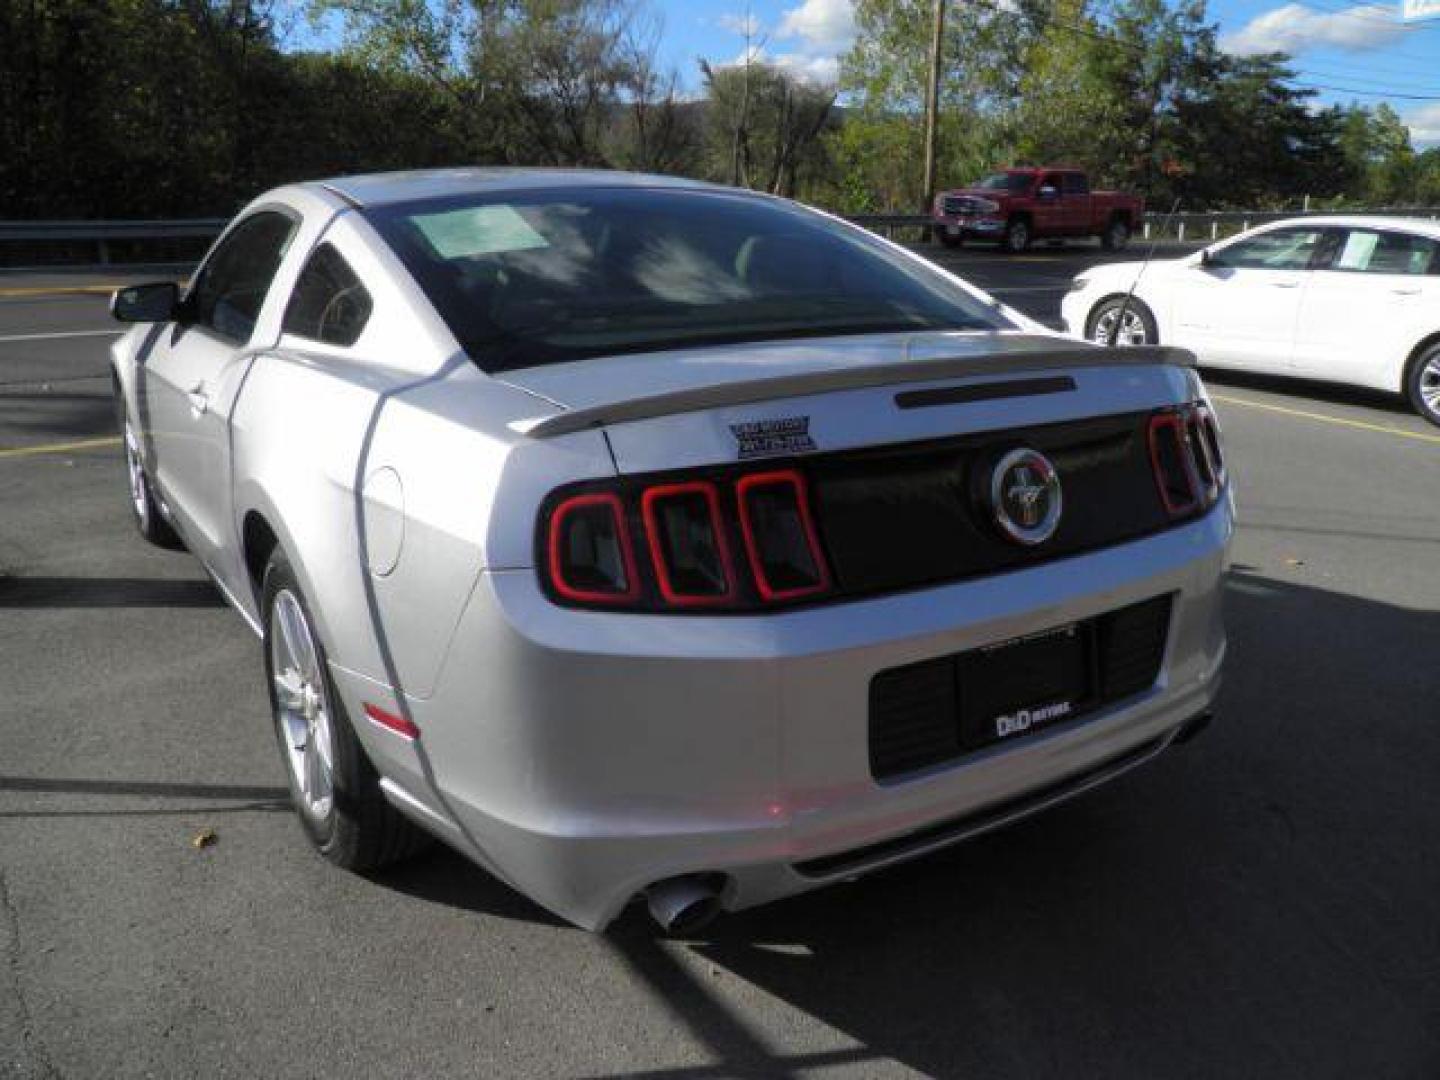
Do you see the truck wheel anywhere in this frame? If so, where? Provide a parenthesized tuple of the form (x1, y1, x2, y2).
(116, 394, 183, 550)
(1404, 342, 1440, 428)
(1102, 217, 1131, 251)
(263, 549, 430, 871)
(939, 231, 963, 249)
(1003, 218, 1031, 253)
(1087, 297, 1157, 347)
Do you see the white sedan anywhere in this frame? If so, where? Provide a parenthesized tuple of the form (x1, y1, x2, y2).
(1062, 215, 1440, 427)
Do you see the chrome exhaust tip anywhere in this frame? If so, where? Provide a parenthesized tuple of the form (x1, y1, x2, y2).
(646, 874, 724, 935)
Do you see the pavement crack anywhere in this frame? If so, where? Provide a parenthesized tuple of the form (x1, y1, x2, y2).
(0, 869, 62, 1079)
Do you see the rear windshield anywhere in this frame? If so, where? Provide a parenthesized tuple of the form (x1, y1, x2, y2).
(974, 173, 1033, 192)
(363, 187, 1012, 372)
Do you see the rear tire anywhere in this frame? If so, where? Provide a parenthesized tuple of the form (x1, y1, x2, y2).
(116, 392, 183, 550)
(1003, 217, 1031, 253)
(1087, 297, 1158, 347)
(1102, 217, 1131, 251)
(262, 550, 429, 871)
(1404, 342, 1440, 428)
(939, 230, 963, 249)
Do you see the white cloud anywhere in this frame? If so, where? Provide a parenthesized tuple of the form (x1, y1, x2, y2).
(716, 12, 761, 38)
(720, 44, 838, 85)
(713, 0, 852, 87)
(776, 0, 857, 54)
(1222, 3, 1416, 56)
(1404, 103, 1440, 145)
(772, 52, 842, 84)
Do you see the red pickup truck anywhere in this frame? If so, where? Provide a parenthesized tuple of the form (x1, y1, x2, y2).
(932, 167, 1144, 253)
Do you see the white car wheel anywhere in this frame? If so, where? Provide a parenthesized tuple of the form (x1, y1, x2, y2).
(1406, 344, 1440, 429)
(1088, 298, 1156, 347)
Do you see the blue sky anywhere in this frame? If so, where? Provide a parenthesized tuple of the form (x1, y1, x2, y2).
(288, 0, 1440, 145)
(652, 0, 1440, 144)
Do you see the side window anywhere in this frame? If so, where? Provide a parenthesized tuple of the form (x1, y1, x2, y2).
(1332, 229, 1440, 276)
(282, 244, 374, 347)
(1041, 172, 1063, 194)
(1062, 172, 1089, 196)
(191, 211, 297, 343)
(1210, 228, 1326, 271)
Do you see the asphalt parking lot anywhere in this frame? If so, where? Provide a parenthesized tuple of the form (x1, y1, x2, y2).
(3, 244, 1439, 1078)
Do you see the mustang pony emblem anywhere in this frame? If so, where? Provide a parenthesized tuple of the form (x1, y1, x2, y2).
(991, 448, 1063, 545)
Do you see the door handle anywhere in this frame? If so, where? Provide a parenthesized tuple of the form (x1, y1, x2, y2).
(1391, 287, 1420, 296)
(1269, 281, 1300, 289)
(187, 383, 209, 415)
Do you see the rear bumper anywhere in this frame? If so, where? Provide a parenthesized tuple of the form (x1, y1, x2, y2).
(383, 497, 1231, 930)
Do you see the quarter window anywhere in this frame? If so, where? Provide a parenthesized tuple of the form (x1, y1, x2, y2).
(1332, 229, 1440, 276)
(283, 244, 374, 347)
(1209, 228, 1327, 271)
(1062, 172, 1089, 195)
(190, 211, 297, 343)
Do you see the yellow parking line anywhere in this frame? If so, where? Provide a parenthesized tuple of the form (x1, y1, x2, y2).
(0, 435, 121, 459)
(1210, 394, 1440, 446)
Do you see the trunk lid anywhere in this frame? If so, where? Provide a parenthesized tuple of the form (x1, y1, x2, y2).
(498, 330, 1197, 474)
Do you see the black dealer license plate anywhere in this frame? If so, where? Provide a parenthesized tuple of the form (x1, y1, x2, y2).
(956, 623, 1093, 752)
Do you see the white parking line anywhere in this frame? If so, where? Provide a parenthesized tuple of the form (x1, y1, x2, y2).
(0, 329, 123, 344)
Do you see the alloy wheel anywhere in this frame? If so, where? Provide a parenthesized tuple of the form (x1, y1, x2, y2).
(1420, 354, 1440, 421)
(1092, 307, 1149, 347)
(270, 589, 335, 823)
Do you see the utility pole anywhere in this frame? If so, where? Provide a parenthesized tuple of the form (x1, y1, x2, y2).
(921, 0, 946, 219)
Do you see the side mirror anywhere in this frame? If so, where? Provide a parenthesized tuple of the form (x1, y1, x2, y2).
(111, 282, 180, 323)
(1038, 185, 1058, 200)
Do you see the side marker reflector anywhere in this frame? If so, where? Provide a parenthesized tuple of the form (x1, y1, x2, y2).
(364, 703, 420, 740)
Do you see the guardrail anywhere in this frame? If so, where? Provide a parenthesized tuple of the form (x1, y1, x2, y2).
(0, 219, 227, 267)
(5, 207, 1440, 267)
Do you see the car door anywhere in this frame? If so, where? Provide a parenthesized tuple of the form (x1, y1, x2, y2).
(1170, 225, 1329, 371)
(1032, 172, 1067, 236)
(141, 210, 299, 574)
(1293, 227, 1440, 387)
(1061, 171, 1091, 236)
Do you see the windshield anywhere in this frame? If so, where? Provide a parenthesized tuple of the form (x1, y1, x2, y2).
(973, 173, 1033, 192)
(364, 187, 1012, 372)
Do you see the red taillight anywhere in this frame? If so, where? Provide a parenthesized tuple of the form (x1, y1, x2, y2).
(735, 470, 832, 602)
(641, 481, 737, 607)
(1148, 412, 1196, 515)
(1196, 405, 1226, 485)
(541, 469, 833, 612)
(546, 492, 640, 605)
(1148, 404, 1225, 518)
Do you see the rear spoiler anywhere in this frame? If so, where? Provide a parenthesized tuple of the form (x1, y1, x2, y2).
(522, 342, 1196, 438)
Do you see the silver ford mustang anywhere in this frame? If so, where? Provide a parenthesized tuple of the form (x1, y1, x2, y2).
(110, 169, 1231, 932)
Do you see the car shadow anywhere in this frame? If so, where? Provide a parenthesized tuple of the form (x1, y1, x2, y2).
(0, 575, 225, 608)
(530, 570, 1435, 1078)
(1201, 368, 1415, 419)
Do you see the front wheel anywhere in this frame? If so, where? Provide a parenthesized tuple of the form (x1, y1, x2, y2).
(1102, 217, 1131, 251)
(938, 230, 963, 249)
(1405, 343, 1440, 428)
(1002, 218, 1030, 253)
(263, 550, 428, 871)
(116, 395, 183, 549)
(1087, 297, 1157, 347)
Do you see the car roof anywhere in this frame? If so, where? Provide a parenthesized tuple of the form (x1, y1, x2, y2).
(1261, 214, 1440, 239)
(309, 167, 724, 208)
